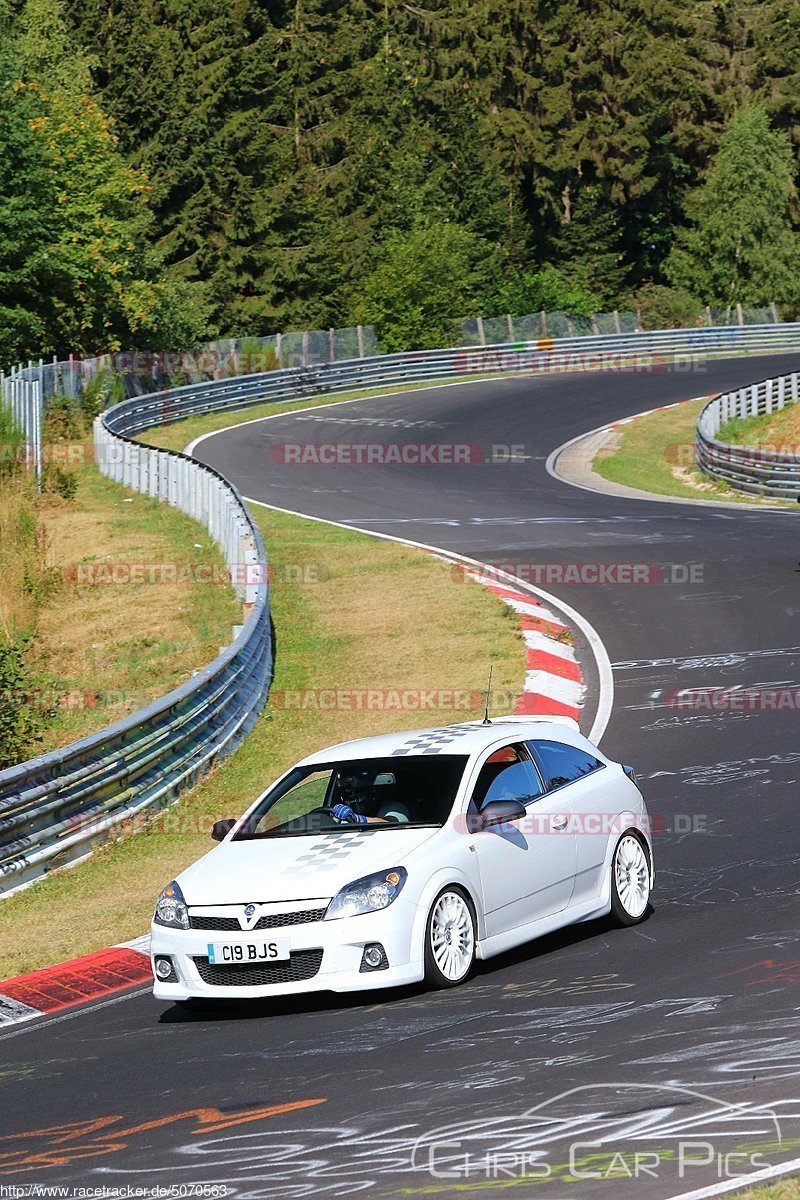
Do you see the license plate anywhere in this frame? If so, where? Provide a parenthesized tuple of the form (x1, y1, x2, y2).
(207, 939, 289, 964)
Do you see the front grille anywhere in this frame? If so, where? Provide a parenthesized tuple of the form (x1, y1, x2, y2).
(192, 949, 324, 988)
(189, 915, 240, 931)
(255, 909, 327, 930)
(189, 907, 327, 932)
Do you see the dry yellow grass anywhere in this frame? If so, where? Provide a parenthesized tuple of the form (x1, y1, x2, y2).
(738, 1182, 800, 1199)
(29, 463, 240, 747)
(721, 397, 800, 449)
(0, 479, 41, 639)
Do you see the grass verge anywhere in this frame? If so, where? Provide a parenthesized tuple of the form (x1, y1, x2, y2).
(738, 1183, 800, 1199)
(592, 397, 795, 506)
(718, 399, 800, 448)
(0, 506, 524, 976)
(25, 461, 240, 752)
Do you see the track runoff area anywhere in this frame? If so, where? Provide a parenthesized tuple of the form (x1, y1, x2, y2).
(3, 352, 800, 1200)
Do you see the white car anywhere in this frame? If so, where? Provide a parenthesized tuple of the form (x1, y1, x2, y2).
(151, 715, 653, 1003)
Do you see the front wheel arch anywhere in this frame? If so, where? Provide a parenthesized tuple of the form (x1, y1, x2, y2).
(423, 884, 478, 989)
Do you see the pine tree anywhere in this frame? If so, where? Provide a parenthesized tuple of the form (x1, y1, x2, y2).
(666, 106, 800, 307)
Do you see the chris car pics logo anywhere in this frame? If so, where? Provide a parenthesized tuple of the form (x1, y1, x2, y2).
(410, 1084, 785, 1185)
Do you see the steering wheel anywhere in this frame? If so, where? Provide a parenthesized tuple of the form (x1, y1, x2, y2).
(305, 806, 344, 828)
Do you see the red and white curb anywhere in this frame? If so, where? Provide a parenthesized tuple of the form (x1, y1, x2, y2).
(463, 569, 585, 721)
(0, 935, 152, 1027)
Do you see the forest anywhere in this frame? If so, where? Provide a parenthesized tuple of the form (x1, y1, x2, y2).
(2, 0, 800, 360)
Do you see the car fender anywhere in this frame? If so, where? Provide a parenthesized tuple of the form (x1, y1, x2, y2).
(409, 867, 485, 962)
(599, 813, 655, 902)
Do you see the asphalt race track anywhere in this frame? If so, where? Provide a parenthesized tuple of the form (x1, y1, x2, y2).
(4, 353, 800, 1199)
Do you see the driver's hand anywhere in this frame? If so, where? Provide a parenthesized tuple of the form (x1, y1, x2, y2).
(331, 803, 367, 825)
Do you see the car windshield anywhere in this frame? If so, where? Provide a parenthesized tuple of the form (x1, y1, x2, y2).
(233, 755, 468, 838)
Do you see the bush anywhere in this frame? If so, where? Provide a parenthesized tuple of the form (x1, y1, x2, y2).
(42, 462, 78, 501)
(44, 393, 85, 440)
(633, 284, 704, 330)
(496, 267, 599, 319)
(353, 222, 505, 353)
(0, 634, 57, 769)
(0, 405, 27, 481)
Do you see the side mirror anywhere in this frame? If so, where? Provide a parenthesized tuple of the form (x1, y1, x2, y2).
(211, 818, 236, 842)
(468, 798, 526, 832)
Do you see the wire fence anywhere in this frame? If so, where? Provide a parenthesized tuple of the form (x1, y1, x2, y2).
(1, 303, 786, 417)
(458, 304, 782, 345)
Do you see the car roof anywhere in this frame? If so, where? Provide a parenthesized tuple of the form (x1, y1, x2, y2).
(296, 715, 587, 766)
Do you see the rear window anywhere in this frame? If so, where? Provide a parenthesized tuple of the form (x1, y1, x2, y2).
(526, 740, 604, 790)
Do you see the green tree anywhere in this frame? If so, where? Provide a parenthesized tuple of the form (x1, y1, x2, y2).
(353, 222, 504, 352)
(0, 53, 53, 364)
(496, 267, 598, 318)
(15, 0, 210, 355)
(666, 106, 800, 307)
(552, 184, 628, 307)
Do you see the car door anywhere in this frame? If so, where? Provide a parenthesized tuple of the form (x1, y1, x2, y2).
(468, 743, 577, 939)
(526, 738, 609, 907)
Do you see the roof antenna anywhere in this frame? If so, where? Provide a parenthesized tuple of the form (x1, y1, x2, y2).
(482, 665, 493, 725)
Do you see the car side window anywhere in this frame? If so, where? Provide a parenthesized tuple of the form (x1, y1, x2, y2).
(470, 747, 545, 811)
(526, 740, 603, 790)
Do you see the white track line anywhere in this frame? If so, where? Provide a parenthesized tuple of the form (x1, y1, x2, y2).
(665, 1156, 800, 1199)
(243, 496, 614, 745)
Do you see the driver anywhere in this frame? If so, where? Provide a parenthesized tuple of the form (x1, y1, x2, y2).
(330, 771, 411, 825)
(331, 801, 410, 825)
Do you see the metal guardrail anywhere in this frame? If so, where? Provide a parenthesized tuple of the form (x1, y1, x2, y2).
(696, 371, 800, 498)
(0, 403, 273, 895)
(0, 375, 42, 485)
(100, 323, 800, 439)
(3, 319, 800, 895)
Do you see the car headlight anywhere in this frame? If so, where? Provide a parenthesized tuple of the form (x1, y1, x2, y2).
(154, 880, 189, 929)
(324, 867, 407, 920)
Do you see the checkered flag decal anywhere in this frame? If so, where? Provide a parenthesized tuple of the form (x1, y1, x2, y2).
(391, 725, 475, 756)
(286, 832, 377, 876)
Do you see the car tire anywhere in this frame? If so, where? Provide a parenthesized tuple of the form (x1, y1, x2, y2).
(424, 886, 477, 989)
(610, 832, 651, 926)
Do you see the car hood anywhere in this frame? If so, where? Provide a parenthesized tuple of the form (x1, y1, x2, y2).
(177, 826, 440, 905)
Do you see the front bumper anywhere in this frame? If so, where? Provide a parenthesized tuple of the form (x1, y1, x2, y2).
(150, 900, 424, 1000)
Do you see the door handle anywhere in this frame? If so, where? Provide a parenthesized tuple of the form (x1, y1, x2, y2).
(551, 815, 569, 831)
